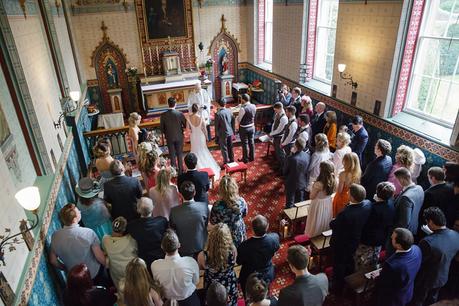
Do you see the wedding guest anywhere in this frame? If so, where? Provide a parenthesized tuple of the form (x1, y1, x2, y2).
(237, 94, 256, 163)
(150, 167, 180, 220)
(307, 133, 332, 191)
(332, 152, 361, 217)
(361, 139, 393, 200)
(311, 102, 327, 142)
(324, 111, 337, 150)
(290, 87, 302, 115)
(280, 106, 298, 155)
(304, 161, 336, 237)
(245, 273, 278, 306)
(278, 84, 291, 108)
(128, 112, 141, 156)
(206, 282, 228, 306)
(349, 115, 369, 166)
(269, 102, 288, 170)
(444, 162, 459, 225)
(294, 114, 312, 152)
(138, 142, 160, 190)
(102, 217, 137, 291)
(63, 264, 116, 306)
(93, 138, 114, 174)
(198, 223, 238, 306)
(283, 138, 310, 208)
(177, 153, 210, 203)
(332, 132, 352, 177)
(300, 95, 314, 119)
(210, 175, 248, 247)
(214, 98, 235, 165)
(387, 145, 414, 196)
(75, 177, 112, 241)
(412, 148, 426, 184)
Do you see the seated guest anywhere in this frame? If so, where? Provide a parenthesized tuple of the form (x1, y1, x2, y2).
(355, 182, 395, 270)
(210, 175, 248, 247)
(283, 138, 310, 208)
(177, 153, 210, 203)
(237, 215, 280, 294)
(324, 111, 337, 150)
(278, 245, 328, 306)
(375, 228, 421, 306)
(122, 258, 163, 306)
(311, 102, 327, 143)
(93, 138, 114, 175)
(150, 167, 180, 220)
(245, 272, 278, 306)
(49, 204, 107, 285)
(63, 264, 116, 306)
(299, 95, 314, 119)
(294, 114, 312, 152)
(393, 167, 424, 236)
(104, 160, 143, 221)
(138, 141, 160, 190)
(307, 133, 332, 191)
(290, 87, 302, 115)
(332, 152, 361, 217)
(102, 217, 137, 291)
(206, 282, 228, 306)
(349, 115, 369, 166)
(278, 84, 292, 107)
(169, 181, 209, 257)
(280, 106, 298, 155)
(75, 177, 112, 241)
(332, 132, 352, 177)
(361, 139, 393, 200)
(387, 145, 414, 196)
(198, 223, 238, 306)
(151, 229, 200, 305)
(412, 207, 459, 306)
(304, 161, 336, 238)
(127, 197, 168, 268)
(330, 184, 372, 292)
(269, 102, 288, 170)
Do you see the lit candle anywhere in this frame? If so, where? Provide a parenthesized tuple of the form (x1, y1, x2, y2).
(283, 225, 288, 238)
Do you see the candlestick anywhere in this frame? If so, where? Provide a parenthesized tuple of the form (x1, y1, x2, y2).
(141, 46, 146, 72)
(143, 66, 147, 78)
(148, 46, 153, 75)
(187, 43, 191, 70)
(156, 46, 160, 74)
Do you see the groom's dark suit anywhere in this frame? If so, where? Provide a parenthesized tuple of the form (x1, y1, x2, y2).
(160, 108, 186, 174)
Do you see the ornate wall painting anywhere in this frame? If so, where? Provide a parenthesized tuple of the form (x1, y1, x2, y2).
(171, 90, 184, 103)
(158, 93, 167, 105)
(144, 0, 186, 40)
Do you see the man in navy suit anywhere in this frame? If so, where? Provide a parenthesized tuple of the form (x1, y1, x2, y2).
(412, 207, 459, 306)
(375, 228, 422, 306)
(330, 184, 372, 292)
(310, 102, 327, 146)
(177, 153, 210, 203)
(349, 115, 369, 167)
(361, 139, 393, 200)
(283, 138, 310, 208)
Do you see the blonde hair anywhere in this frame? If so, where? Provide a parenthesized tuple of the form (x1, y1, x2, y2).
(395, 145, 414, 170)
(155, 168, 172, 195)
(93, 139, 111, 158)
(206, 223, 233, 271)
(316, 161, 336, 195)
(137, 142, 158, 176)
(124, 258, 162, 306)
(128, 112, 141, 127)
(343, 152, 361, 184)
(314, 133, 329, 152)
(336, 132, 351, 147)
(218, 175, 240, 214)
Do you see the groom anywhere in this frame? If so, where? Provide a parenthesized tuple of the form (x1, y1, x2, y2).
(214, 98, 234, 165)
(160, 97, 186, 174)
(187, 82, 212, 141)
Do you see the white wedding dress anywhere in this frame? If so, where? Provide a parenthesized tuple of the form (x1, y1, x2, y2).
(188, 116, 221, 180)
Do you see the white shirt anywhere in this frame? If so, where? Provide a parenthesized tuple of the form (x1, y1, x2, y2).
(187, 89, 211, 124)
(151, 253, 200, 301)
(332, 146, 352, 177)
(281, 118, 298, 146)
(270, 112, 288, 137)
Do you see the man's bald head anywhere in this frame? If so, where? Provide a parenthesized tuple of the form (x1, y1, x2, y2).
(315, 102, 326, 113)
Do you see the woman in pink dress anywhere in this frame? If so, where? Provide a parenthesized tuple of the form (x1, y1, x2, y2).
(387, 145, 414, 196)
(149, 167, 180, 220)
(138, 142, 160, 190)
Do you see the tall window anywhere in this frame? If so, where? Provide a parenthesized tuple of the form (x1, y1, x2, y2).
(405, 0, 459, 126)
(313, 0, 339, 83)
(264, 0, 273, 63)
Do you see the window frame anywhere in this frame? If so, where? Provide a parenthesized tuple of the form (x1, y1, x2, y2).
(263, 0, 273, 64)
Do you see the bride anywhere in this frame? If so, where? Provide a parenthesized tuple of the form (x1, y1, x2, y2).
(187, 103, 221, 180)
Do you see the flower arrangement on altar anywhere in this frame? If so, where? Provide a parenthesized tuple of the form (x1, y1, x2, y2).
(125, 66, 138, 77)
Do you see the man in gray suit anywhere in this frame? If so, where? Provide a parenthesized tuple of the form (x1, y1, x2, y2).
(283, 138, 310, 208)
(214, 98, 234, 165)
(160, 97, 186, 174)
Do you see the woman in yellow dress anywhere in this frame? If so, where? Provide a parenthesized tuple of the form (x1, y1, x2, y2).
(332, 152, 361, 217)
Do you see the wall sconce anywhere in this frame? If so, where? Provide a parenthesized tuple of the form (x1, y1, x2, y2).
(54, 90, 81, 129)
(338, 64, 358, 90)
(0, 187, 41, 266)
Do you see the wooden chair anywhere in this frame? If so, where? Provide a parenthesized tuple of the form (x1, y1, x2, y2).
(344, 267, 377, 306)
(280, 200, 310, 239)
(310, 229, 332, 271)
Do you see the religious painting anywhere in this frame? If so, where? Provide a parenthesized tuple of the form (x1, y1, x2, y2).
(105, 59, 120, 89)
(158, 93, 167, 105)
(0, 104, 11, 148)
(171, 91, 184, 103)
(218, 46, 230, 76)
(143, 0, 186, 40)
(0, 272, 15, 306)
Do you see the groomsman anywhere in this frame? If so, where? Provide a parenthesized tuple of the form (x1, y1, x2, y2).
(281, 106, 298, 156)
(214, 98, 234, 165)
(269, 102, 288, 168)
(236, 94, 256, 163)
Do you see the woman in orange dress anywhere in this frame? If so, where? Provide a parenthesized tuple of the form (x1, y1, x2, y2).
(332, 152, 361, 217)
(324, 111, 337, 151)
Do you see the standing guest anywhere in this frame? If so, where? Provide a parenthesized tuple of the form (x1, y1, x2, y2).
(104, 160, 143, 221)
(355, 182, 395, 270)
(93, 139, 114, 174)
(245, 273, 278, 306)
(138, 142, 160, 190)
(150, 167, 180, 220)
(128, 112, 141, 156)
(332, 152, 361, 217)
(278, 245, 328, 306)
(330, 184, 372, 292)
(214, 98, 235, 165)
(300, 95, 314, 119)
(311, 102, 327, 142)
(278, 84, 292, 107)
(304, 161, 336, 237)
(324, 111, 338, 150)
(236, 93, 257, 163)
(177, 153, 210, 203)
(198, 223, 238, 306)
(361, 139, 393, 200)
(269, 102, 288, 170)
(63, 264, 116, 306)
(210, 175, 248, 247)
(349, 115, 369, 166)
(280, 106, 298, 156)
(294, 114, 313, 152)
(387, 145, 415, 196)
(75, 177, 112, 241)
(412, 207, 459, 306)
(151, 229, 200, 305)
(375, 228, 422, 306)
(283, 138, 310, 208)
(160, 97, 187, 174)
(102, 217, 137, 291)
(122, 258, 163, 306)
(444, 162, 459, 226)
(237, 215, 280, 294)
(412, 148, 426, 184)
(206, 282, 228, 306)
(392, 167, 424, 236)
(290, 87, 302, 115)
(307, 133, 332, 191)
(49, 204, 107, 285)
(332, 132, 352, 177)
(169, 181, 209, 257)
(187, 82, 212, 141)
(127, 197, 168, 268)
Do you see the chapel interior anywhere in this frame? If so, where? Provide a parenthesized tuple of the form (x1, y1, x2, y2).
(0, 0, 459, 305)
